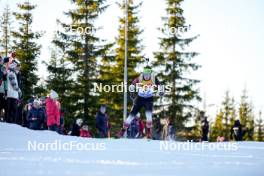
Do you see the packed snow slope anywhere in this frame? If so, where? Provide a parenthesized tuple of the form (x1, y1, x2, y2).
(0, 122, 264, 176)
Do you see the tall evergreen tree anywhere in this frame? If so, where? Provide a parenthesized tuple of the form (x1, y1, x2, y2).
(12, 2, 42, 100)
(0, 5, 12, 57)
(255, 111, 263, 141)
(44, 34, 75, 128)
(56, 0, 112, 127)
(99, 0, 144, 129)
(239, 88, 254, 141)
(210, 110, 224, 141)
(114, 0, 144, 82)
(153, 0, 200, 130)
(191, 110, 202, 141)
(229, 97, 237, 131)
(210, 91, 236, 141)
(221, 91, 236, 140)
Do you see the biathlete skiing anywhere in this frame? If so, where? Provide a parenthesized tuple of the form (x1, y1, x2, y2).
(117, 65, 164, 139)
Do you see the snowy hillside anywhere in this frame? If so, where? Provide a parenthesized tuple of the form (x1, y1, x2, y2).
(0, 122, 264, 176)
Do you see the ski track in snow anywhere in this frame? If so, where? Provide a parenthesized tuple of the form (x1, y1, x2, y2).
(0, 122, 264, 176)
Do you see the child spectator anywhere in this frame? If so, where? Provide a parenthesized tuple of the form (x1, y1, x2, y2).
(26, 100, 46, 130)
(80, 124, 92, 138)
(95, 105, 109, 138)
(70, 118, 83, 136)
(46, 90, 60, 132)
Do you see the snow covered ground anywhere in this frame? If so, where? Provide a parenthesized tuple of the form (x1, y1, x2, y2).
(0, 122, 264, 176)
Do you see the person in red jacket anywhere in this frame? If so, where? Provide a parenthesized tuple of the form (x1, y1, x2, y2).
(46, 90, 60, 132)
(80, 124, 92, 138)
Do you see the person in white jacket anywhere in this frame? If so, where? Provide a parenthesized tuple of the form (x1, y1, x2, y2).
(6, 61, 22, 123)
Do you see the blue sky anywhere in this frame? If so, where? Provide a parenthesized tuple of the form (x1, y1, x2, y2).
(0, 0, 264, 120)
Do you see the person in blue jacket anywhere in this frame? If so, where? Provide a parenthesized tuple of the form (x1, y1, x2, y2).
(95, 105, 109, 138)
(26, 100, 46, 130)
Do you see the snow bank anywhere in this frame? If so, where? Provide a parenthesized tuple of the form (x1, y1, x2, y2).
(0, 122, 264, 176)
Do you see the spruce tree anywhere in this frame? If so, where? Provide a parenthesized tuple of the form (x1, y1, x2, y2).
(56, 0, 111, 127)
(229, 97, 236, 130)
(221, 91, 235, 140)
(191, 110, 202, 141)
(12, 2, 42, 100)
(153, 0, 200, 130)
(255, 111, 263, 141)
(44, 34, 74, 128)
(210, 110, 224, 142)
(210, 91, 236, 141)
(239, 88, 254, 141)
(100, 0, 144, 129)
(0, 5, 12, 57)
(114, 0, 144, 82)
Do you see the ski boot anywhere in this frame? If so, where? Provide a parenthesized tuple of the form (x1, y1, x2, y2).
(145, 128, 152, 139)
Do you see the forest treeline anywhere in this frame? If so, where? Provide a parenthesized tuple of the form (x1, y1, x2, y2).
(0, 0, 263, 141)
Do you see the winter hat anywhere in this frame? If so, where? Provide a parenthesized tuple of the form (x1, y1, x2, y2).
(143, 66, 152, 74)
(50, 90, 59, 99)
(40, 96, 46, 101)
(82, 124, 89, 131)
(100, 104, 106, 110)
(76, 118, 83, 127)
(33, 100, 40, 108)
